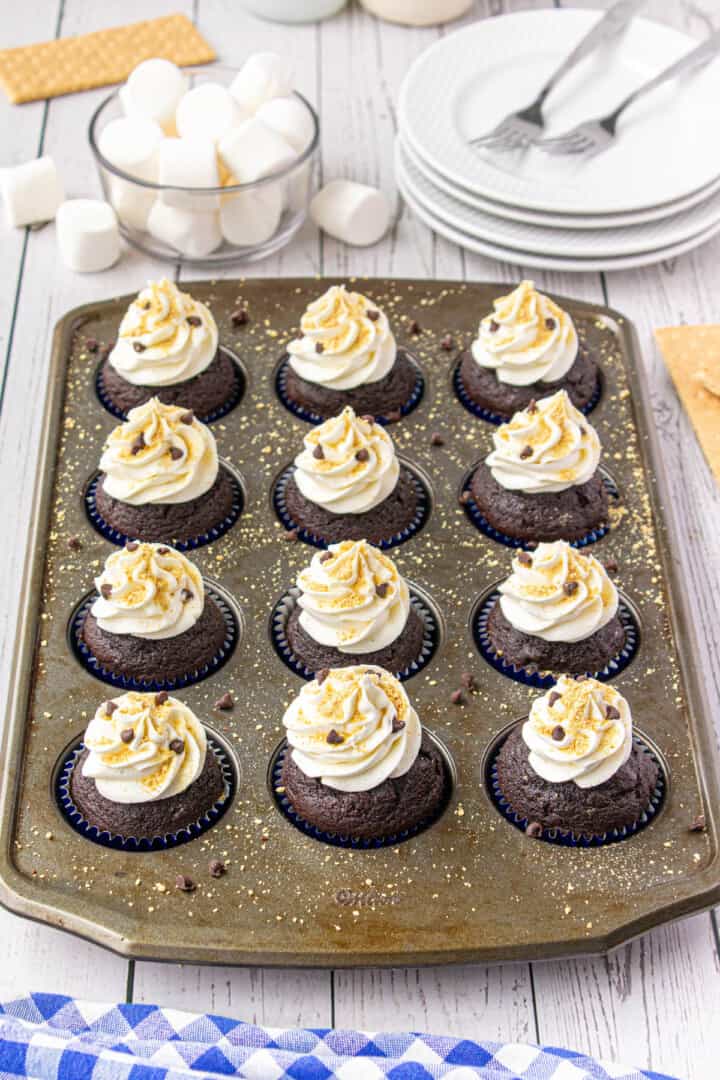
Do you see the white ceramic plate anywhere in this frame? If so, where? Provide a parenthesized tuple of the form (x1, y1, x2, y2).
(395, 139, 720, 258)
(398, 9, 720, 215)
(399, 132, 720, 230)
(397, 168, 720, 272)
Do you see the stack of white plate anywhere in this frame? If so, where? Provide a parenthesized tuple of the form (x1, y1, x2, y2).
(396, 9, 720, 271)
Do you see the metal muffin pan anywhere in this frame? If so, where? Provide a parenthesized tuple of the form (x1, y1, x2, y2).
(0, 278, 718, 967)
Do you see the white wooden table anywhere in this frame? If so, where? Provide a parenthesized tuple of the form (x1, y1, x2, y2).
(1, 2, 719, 1076)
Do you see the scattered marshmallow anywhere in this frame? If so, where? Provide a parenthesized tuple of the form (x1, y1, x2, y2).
(176, 82, 248, 144)
(256, 96, 315, 154)
(120, 58, 188, 131)
(1, 156, 63, 228)
(219, 117, 296, 184)
(220, 186, 283, 246)
(229, 52, 293, 113)
(56, 199, 120, 272)
(147, 200, 222, 258)
(310, 179, 391, 246)
(157, 137, 220, 211)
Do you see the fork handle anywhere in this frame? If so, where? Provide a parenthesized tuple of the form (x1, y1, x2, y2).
(537, 0, 646, 104)
(606, 28, 720, 124)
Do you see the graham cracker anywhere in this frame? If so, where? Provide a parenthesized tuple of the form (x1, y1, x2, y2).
(0, 14, 216, 105)
(655, 324, 720, 485)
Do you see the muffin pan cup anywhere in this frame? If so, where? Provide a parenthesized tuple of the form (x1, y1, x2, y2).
(1, 278, 718, 968)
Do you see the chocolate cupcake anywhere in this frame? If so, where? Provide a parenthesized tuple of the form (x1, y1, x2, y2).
(281, 665, 449, 841)
(495, 675, 659, 838)
(99, 279, 239, 419)
(281, 284, 419, 420)
(80, 541, 228, 684)
(93, 397, 236, 544)
(69, 691, 227, 841)
(487, 541, 625, 675)
(469, 390, 609, 544)
(280, 406, 420, 544)
(457, 280, 598, 420)
(284, 540, 426, 674)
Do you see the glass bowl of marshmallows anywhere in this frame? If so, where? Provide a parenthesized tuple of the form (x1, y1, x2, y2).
(89, 56, 319, 265)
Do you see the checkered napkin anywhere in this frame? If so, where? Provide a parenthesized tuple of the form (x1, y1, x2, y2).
(0, 994, 676, 1080)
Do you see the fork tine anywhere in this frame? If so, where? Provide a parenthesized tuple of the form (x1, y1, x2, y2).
(469, 121, 512, 147)
(539, 130, 584, 147)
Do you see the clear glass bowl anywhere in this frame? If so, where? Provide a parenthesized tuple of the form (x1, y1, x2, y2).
(88, 66, 319, 266)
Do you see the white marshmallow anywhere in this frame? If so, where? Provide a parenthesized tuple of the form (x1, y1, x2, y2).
(121, 58, 187, 130)
(310, 179, 391, 246)
(176, 83, 248, 143)
(56, 199, 120, 272)
(287, 159, 314, 213)
(220, 186, 283, 246)
(1, 156, 63, 227)
(255, 96, 315, 153)
(147, 200, 222, 258)
(229, 52, 293, 113)
(157, 137, 220, 211)
(218, 117, 296, 184)
(97, 117, 164, 230)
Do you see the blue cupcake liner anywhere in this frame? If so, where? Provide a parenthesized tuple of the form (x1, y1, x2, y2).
(272, 463, 431, 551)
(270, 586, 440, 682)
(84, 464, 244, 552)
(270, 740, 451, 850)
(55, 736, 236, 852)
(460, 467, 618, 550)
(453, 357, 602, 426)
(488, 733, 665, 848)
(95, 348, 246, 425)
(472, 589, 639, 689)
(274, 351, 424, 426)
(68, 582, 240, 692)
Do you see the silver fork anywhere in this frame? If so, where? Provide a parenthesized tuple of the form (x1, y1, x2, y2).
(468, 0, 646, 152)
(540, 29, 720, 157)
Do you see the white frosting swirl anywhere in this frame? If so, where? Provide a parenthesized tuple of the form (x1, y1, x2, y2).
(294, 406, 400, 514)
(523, 675, 632, 789)
(486, 389, 601, 494)
(287, 285, 396, 390)
(82, 691, 207, 804)
(283, 664, 421, 792)
(472, 280, 578, 387)
(90, 541, 204, 640)
(100, 397, 219, 506)
(499, 541, 618, 643)
(109, 279, 219, 387)
(297, 540, 410, 654)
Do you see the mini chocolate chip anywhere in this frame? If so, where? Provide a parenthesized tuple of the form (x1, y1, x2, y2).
(689, 814, 706, 832)
(545, 317, 556, 330)
(86, 338, 99, 353)
(366, 309, 380, 321)
(527, 399, 538, 414)
(391, 715, 406, 732)
(517, 551, 532, 566)
(525, 821, 543, 838)
(120, 728, 134, 744)
(105, 701, 117, 715)
(231, 308, 249, 326)
(375, 582, 390, 598)
(133, 341, 146, 353)
(551, 725, 565, 741)
(460, 671, 476, 691)
(355, 448, 370, 462)
(605, 559, 619, 574)
(385, 409, 401, 422)
(488, 319, 499, 333)
(440, 334, 454, 351)
(548, 691, 561, 707)
(319, 551, 333, 562)
(180, 588, 194, 603)
(361, 414, 375, 424)
(316, 669, 330, 685)
(563, 581, 579, 595)
(605, 704, 621, 720)
(312, 444, 324, 459)
(67, 535, 82, 551)
(130, 433, 145, 455)
(209, 859, 226, 878)
(519, 445, 533, 459)
(175, 874, 195, 892)
(459, 490, 472, 505)
(169, 446, 183, 460)
(100, 584, 112, 599)
(155, 690, 169, 705)
(125, 541, 139, 551)
(214, 692, 234, 711)
(431, 432, 445, 446)
(315, 342, 324, 353)
(409, 319, 421, 335)
(451, 689, 464, 706)
(579, 425, 587, 436)
(326, 729, 344, 745)
(169, 738, 185, 754)
(157, 547, 169, 555)
(284, 528, 298, 541)
(186, 315, 202, 327)
(179, 411, 194, 424)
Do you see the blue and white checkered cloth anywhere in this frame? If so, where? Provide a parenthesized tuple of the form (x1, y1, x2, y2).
(0, 994, 676, 1080)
